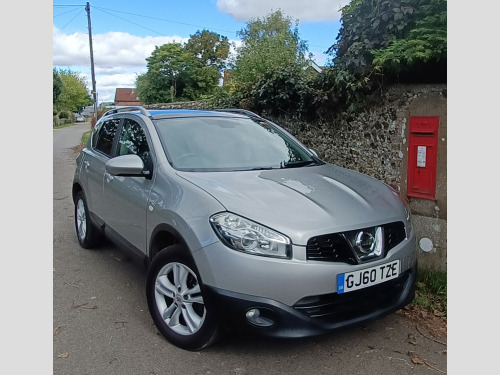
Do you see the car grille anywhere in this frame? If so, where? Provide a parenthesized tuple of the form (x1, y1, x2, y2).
(293, 270, 411, 324)
(306, 221, 406, 264)
(306, 233, 357, 264)
(383, 221, 406, 251)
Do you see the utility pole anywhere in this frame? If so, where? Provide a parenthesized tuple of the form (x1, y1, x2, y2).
(86, 2, 98, 126)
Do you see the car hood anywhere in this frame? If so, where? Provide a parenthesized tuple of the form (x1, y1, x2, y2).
(176, 164, 406, 245)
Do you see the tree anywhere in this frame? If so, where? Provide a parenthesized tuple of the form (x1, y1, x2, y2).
(137, 31, 231, 104)
(328, 0, 446, 83)
(53, 69, 63, 106)
(55, 68, 92, 113)
(184, 30, 230, 99)
(230, 10, 311, 90)
(371, 0, 446, 82)
(145, 43, 195, 101)
(185, 30, 230, 71)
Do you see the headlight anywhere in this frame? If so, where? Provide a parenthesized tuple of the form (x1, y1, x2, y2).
(210, 212, 291, 259)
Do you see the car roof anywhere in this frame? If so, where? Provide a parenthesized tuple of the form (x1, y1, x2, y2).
(148, 109, 246, 120)
(100, 106, 262, 121)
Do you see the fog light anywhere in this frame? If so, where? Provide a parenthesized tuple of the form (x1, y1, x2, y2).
(245, 308, 274, 327)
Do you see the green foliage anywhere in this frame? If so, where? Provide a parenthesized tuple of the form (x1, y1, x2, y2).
(185, 30, 230, 70)
(230, 10, 310, 91)
(412, 269, 447, 316)
(330, 0, 446, 86)
(310, 66, 372, 115)
(210, 86, 242, 109)
(145, 43, 194, 101)
(137, 30, 230, 104)
(372, 0, 447, 79)
(329, 0, 419, 73)
(55, 68, 92, 113)
(245, 64, 316, 118)
(58, 111, 69, 119)
(136, 72, 164, 104)
(53, 69, 63, 105)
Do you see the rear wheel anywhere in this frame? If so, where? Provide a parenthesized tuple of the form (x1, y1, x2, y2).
(146, 244, 218, 350)
(74, 191, 102, 249)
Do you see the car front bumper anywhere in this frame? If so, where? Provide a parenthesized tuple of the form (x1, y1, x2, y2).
(204, 263, 416, 338)
(193, 232, 417, 337)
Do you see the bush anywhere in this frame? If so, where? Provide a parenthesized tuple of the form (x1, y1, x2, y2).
(59, 111, 69, 119)
(209, 87, 241, 109)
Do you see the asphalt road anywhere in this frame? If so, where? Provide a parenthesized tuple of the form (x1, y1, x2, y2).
(53, 123, 447, 375)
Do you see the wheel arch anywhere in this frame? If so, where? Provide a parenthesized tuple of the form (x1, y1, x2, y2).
(72, 182, 83, 203)
(149, 223, 194, 263)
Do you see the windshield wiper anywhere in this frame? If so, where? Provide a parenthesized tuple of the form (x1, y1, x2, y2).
(282, 160, 317, 169)
(250, 166, 277, 171)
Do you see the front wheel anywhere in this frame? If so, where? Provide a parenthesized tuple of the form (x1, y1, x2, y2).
(146, 245, 219, 350)
(74, 191, 102, 249)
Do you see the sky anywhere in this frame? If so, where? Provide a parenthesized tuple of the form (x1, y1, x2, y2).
(53, 0, 349, 105)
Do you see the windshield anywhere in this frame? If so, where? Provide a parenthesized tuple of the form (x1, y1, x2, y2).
(154, 116, 319, 171)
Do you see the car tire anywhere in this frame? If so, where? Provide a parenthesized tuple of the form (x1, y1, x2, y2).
(146, 244, 219, 350)
(74, 191, 102, 249)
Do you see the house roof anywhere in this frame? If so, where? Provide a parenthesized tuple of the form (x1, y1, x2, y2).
(306, 60, 324, 74)
(114, 88, 140, 103)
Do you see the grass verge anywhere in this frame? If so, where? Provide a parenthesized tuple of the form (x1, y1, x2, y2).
(399, 269, 447, 337)
(72, 130, 91, 154)
(412, 269, 447, 316)
(53, 122, 80, 129)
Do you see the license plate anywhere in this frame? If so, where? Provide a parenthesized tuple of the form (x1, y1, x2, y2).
(337, 260, 400, 294)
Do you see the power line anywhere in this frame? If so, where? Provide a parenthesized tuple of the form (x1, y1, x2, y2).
(93, 7, 170, 37)
(89, 6, 331, 49)
(92, 6, 239, 37)
(54, 3, 330, 50)
(53, 7, 82, 18)
(60, 8, 85, 30)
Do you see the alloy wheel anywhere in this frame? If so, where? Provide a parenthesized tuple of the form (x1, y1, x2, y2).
(76, 199, 87, 241)
(154, 262, 206, 335)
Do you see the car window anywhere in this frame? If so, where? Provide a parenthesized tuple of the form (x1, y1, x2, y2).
(94, 118, 120, 156)
(155, 116, 316, 171)
(117, 118, 152, 171)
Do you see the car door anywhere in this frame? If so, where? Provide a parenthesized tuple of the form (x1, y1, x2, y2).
(102, 117, 155, 253)
(81, 117, 120, 222)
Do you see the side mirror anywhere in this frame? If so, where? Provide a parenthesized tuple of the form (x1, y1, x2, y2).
(105, 154, 145, 177)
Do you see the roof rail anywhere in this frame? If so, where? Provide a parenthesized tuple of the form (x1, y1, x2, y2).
(102, 106, 152, 118)
(214, 108, 263, 119)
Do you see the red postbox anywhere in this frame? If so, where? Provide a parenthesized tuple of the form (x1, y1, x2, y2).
(407, 116, 439, 200)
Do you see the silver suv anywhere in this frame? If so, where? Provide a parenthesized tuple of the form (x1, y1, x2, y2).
(72, 106, 416, 350)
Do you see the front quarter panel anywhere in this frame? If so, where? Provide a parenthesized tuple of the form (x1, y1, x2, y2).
(146, 163, 225, 256)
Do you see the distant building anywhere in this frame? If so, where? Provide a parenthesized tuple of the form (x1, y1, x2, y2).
(114, 88, 142, 106)
(305, 60, 325, 74)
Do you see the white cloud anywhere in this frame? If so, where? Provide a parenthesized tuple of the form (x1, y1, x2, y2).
(53, 26, 190, 103)
(216, 0, 348, 22)
(53, 26, 188, 70)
